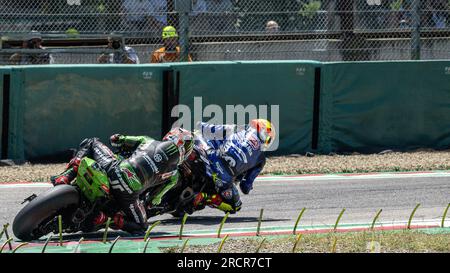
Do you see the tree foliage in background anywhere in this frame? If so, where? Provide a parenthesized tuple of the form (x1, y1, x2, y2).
(299, 1, 322, 19)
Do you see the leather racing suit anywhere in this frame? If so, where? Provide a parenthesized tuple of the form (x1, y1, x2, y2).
(192, 122, 266, 214)
(53, 135, 182, 233)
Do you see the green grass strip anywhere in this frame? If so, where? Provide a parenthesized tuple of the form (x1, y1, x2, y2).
(256, 209, 264, 236)
(179, 213, 189, 240)
(441, 203, 450, 228)
(217, 212, 230, 238)
(41, 236, 53, 253)
(293, 208, 306, 235)
(292, 234, 303, 253)
(144, 221, 161, 242)
(218, 235, 229, 253)
(58, 215, 63, 246)
(108, 236, 121, 253)
(103, 217, 112, 244)
(370, 209, 383, 231)
(181, 238, 190, 253)
(333, 208, 346, 231)
(0, 238, 13, 253)
(255, 237, 266, 253)
(12, 242, 28, 253)
(407, 204, 421, 230)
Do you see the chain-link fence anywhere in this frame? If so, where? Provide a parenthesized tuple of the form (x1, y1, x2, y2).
(1, 0, 450, 65)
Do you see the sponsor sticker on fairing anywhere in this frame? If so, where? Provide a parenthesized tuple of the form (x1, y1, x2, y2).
(214, 177, 224, 188)
(248, 134, 261, 151)
(222, 189, 233, 200)
(161, 170, 176, 180)
(215, 162, 225, 174)
(223, 155, 236, 168)
(143, 155, 159, 174)
(154, 153, 163, 162)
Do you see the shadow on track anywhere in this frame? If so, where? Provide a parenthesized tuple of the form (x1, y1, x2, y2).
(27, 215, 289, 243)
(157, 215, 290, 226)
(29, 230, 173, 243)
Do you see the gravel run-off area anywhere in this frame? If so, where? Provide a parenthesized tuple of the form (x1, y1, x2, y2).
(1, 150, 450, 182)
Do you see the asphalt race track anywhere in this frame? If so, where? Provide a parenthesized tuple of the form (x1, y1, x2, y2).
(1, 173, 449, 239)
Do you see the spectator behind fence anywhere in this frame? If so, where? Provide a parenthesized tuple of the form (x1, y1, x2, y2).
(151, 26, 193, 63)
(265, 20, 280, 32)
(428, 0, 447, 28)
(122, 0, 167, 32)
(97, 35, 140, 64)
(9, 31, 54, 65)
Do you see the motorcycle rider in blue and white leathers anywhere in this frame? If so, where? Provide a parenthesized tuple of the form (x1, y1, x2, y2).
(189, 119, 276, 214)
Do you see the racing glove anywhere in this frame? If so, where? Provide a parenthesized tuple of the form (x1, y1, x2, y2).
(110, 134, 124, 148)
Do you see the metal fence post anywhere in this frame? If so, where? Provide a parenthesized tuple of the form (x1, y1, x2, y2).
(174, 0, 191, 62)
(411, 0, 421, 60)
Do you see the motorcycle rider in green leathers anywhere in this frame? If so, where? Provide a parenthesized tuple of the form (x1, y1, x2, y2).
(51, 128, 194, 234)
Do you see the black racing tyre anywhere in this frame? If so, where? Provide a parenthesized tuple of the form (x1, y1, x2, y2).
(13, 185, 80, 241)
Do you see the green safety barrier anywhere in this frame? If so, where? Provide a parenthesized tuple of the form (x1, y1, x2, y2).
(0, 69, 5, 158)
(171, 61, 321, 155)
(7, 64, 168, 161)
(319, 61, 450, 153)
(4, 60, 450, 160)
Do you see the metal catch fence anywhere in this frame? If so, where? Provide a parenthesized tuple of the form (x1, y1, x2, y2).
(1, 0, 450, 64)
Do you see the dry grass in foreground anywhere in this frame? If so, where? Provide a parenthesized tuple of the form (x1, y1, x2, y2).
(165, 230, 450, 253)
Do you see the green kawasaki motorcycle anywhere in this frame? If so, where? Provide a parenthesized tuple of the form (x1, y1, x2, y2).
(12, 157, 166, 241)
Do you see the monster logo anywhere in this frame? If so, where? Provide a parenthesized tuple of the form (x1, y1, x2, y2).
(222, 188, 233, 200)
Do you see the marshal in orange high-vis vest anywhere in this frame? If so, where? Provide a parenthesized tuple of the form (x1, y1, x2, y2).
(150, 26, 193, 63)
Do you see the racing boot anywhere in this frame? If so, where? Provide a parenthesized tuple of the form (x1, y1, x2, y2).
(206, 194, 236, 214)
(112, 212, 146, 235)
(92, 211, 108, 226)
(190, 193, 235, 214)
(192, 192, 208, 211)
(50, 168, 76, 186)
(80, 211, 108, 233)
(50, 157, 80, 186)
(181, 192, 206, 215)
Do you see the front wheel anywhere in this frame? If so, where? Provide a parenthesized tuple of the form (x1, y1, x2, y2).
(13, 185, 80, 241)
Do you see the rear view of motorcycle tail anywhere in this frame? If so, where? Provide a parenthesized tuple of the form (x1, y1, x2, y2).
(12, 157, 117, 241)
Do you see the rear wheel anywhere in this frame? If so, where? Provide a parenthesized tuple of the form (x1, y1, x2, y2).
(13, 185, 80, 241)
